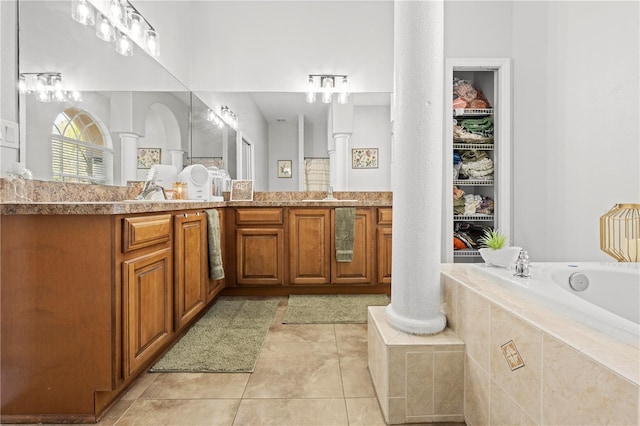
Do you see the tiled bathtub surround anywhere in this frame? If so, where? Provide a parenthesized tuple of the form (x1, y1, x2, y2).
(442, 264, 639, 426)
(367, 307, 465, 424)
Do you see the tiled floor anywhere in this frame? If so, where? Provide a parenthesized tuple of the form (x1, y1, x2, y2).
(95, 297, 391, 426)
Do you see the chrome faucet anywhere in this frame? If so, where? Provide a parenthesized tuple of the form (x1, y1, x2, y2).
(514, 249, 531, 278)
(326, 186, 335, 200)
(136, 168, 167, 200)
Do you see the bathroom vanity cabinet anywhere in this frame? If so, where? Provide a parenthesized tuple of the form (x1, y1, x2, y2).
(376, 208, 393, 284)
(0, 209, 225, 423)
(227, 206, 384, 293)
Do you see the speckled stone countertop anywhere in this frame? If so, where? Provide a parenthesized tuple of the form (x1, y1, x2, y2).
(0, 179, 392, 215)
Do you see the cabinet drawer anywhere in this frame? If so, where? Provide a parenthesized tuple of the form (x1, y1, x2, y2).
(378, 208, 392, 225)
(236, 208, 284, 226)
(122, 214, 172, 252)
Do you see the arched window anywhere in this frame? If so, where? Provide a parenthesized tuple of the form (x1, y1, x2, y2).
(51, 107, 113, 184)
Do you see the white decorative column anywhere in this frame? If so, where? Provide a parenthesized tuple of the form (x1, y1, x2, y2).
(385, 0, 445, 335)
(120, 133, 139, 184)
(332, 133, 350, 190)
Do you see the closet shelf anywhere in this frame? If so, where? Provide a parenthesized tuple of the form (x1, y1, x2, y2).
(453, 108, 493, 117)
(454, 179, 493, 186)
(453, 143, 494, 151)
(453, 214, 494, 221)
(453, 249, 482, 258)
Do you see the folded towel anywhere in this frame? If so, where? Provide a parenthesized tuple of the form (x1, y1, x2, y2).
(335, 207, 355, 263)
(205, 209, 225, 280)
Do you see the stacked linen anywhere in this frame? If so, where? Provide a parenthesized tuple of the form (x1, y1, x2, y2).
(457, 150, 494, 180)
(453, 116, 494, 144)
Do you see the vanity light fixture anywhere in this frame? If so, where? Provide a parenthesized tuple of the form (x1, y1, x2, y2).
(18, 73, 83, 103)
(206, 108, 224, 129)
(221, 106, 238, 130)
(306, 74, 350, 105)
(71, 0, 160, 58)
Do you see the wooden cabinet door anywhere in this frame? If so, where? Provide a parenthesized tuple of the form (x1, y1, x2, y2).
(236, 228, 284, 285)
(122, 248, 173, 378)
(332, 208, 374, 284)
(377, 227, 392, 284)
(174, 212, 207, 331)
(289, 209, 331, 285)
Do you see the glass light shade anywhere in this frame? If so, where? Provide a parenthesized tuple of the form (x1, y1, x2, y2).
(207, 109, 215, 122)
(145, 29, 160, 57)
(600, 203, 640, 262)
(321, 76, 334, 103)
(53, 90, 66, 102)
(109, 0, 125, 26)
(17, 75, 28, 94)
(306, 76, 316, 103)
(115, 32, 133, 56)
(337, 77, 349, 104)
(71, 0, 95, 26)
(37, 89, 51, 103)
(69, 91, 83, 102)
(129, 11, 145, 42)
(50, 74, 63, 92)
(96, 15, 116, 42)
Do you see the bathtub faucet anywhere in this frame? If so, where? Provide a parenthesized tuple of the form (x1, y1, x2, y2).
(514, 250, 531, 278)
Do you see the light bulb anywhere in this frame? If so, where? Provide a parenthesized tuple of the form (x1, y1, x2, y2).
(37, 89, 51, 103)
(109, 0, 124, 25)
(71, 0, 95, 26)
(96, 14, 115, 42)
(129, 11, 144, 42)
(145, 29, 160, 57)
(17, 75, 28, 94)
(115, 32, 133, 56)
(306, 76, 316, 103)
(321, 76, 334, 104)
(69, 91, 83, 102)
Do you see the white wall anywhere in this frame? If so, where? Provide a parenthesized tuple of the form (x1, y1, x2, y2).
(1, 0, 19, 173)
(348, 105, 391, 191)
(268, 122, 299, 191)
(511, 1, 640, 262)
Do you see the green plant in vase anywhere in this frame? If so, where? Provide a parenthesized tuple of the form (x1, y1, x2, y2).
(478, 228, 507, 250)
(477, 228, 521, 268)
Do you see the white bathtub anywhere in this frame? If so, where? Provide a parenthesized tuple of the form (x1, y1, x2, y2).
(470, 262, 640, 343)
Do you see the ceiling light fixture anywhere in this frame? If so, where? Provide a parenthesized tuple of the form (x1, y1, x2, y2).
(71, 0, 160, 57)
(18, 73, 83, 103)
(306, 74, 349, 105)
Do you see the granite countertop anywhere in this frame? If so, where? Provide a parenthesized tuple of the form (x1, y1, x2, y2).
(0, 193, 393, 215)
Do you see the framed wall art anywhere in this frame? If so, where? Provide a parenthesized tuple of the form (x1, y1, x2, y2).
(230, 180, 254, 201)
(277, 160, 292, 178)
(352, 148, 379, 169)
(137, 148, 161, 169)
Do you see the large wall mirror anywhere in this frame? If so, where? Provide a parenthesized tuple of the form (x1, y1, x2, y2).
(17, 0, 391, 190)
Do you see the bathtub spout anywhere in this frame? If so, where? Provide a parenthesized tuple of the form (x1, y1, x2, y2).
(514, 250, 531, 278)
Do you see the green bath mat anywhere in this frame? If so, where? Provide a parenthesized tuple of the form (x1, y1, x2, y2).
(283, 294, 390, 324)
(150, 297, 280, 373)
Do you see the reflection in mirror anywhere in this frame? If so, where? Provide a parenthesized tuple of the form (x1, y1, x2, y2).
(189, 93, 237, 180)
(18, 0, 190, 185)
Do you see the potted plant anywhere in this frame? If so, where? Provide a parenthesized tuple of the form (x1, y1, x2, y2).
(477, 228, 521, 268)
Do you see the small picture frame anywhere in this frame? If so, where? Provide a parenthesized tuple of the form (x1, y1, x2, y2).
(352, 148, 379, 169)
(230, 180, 254, 201)
(277, 160, 292, 178)
(137, 148, 161, 169)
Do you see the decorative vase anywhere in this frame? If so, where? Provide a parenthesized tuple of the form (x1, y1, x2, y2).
(478, 246, 522, 268)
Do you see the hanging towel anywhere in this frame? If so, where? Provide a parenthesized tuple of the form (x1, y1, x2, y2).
(335, 207, 356, 262)
(205, 209, 225, 280)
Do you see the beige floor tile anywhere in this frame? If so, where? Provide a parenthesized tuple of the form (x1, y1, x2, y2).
(345, 397, 387, 426)
(140, 373, 250, 399)
(115, 399, 240, 426)
(266, 323, 336, 343)
(120, 372, 160, 400)
(243, 341, 344, 398)
(233, 398, 348, 426)
(338, 341, 377, 397)
(335, 323, 368, 342)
